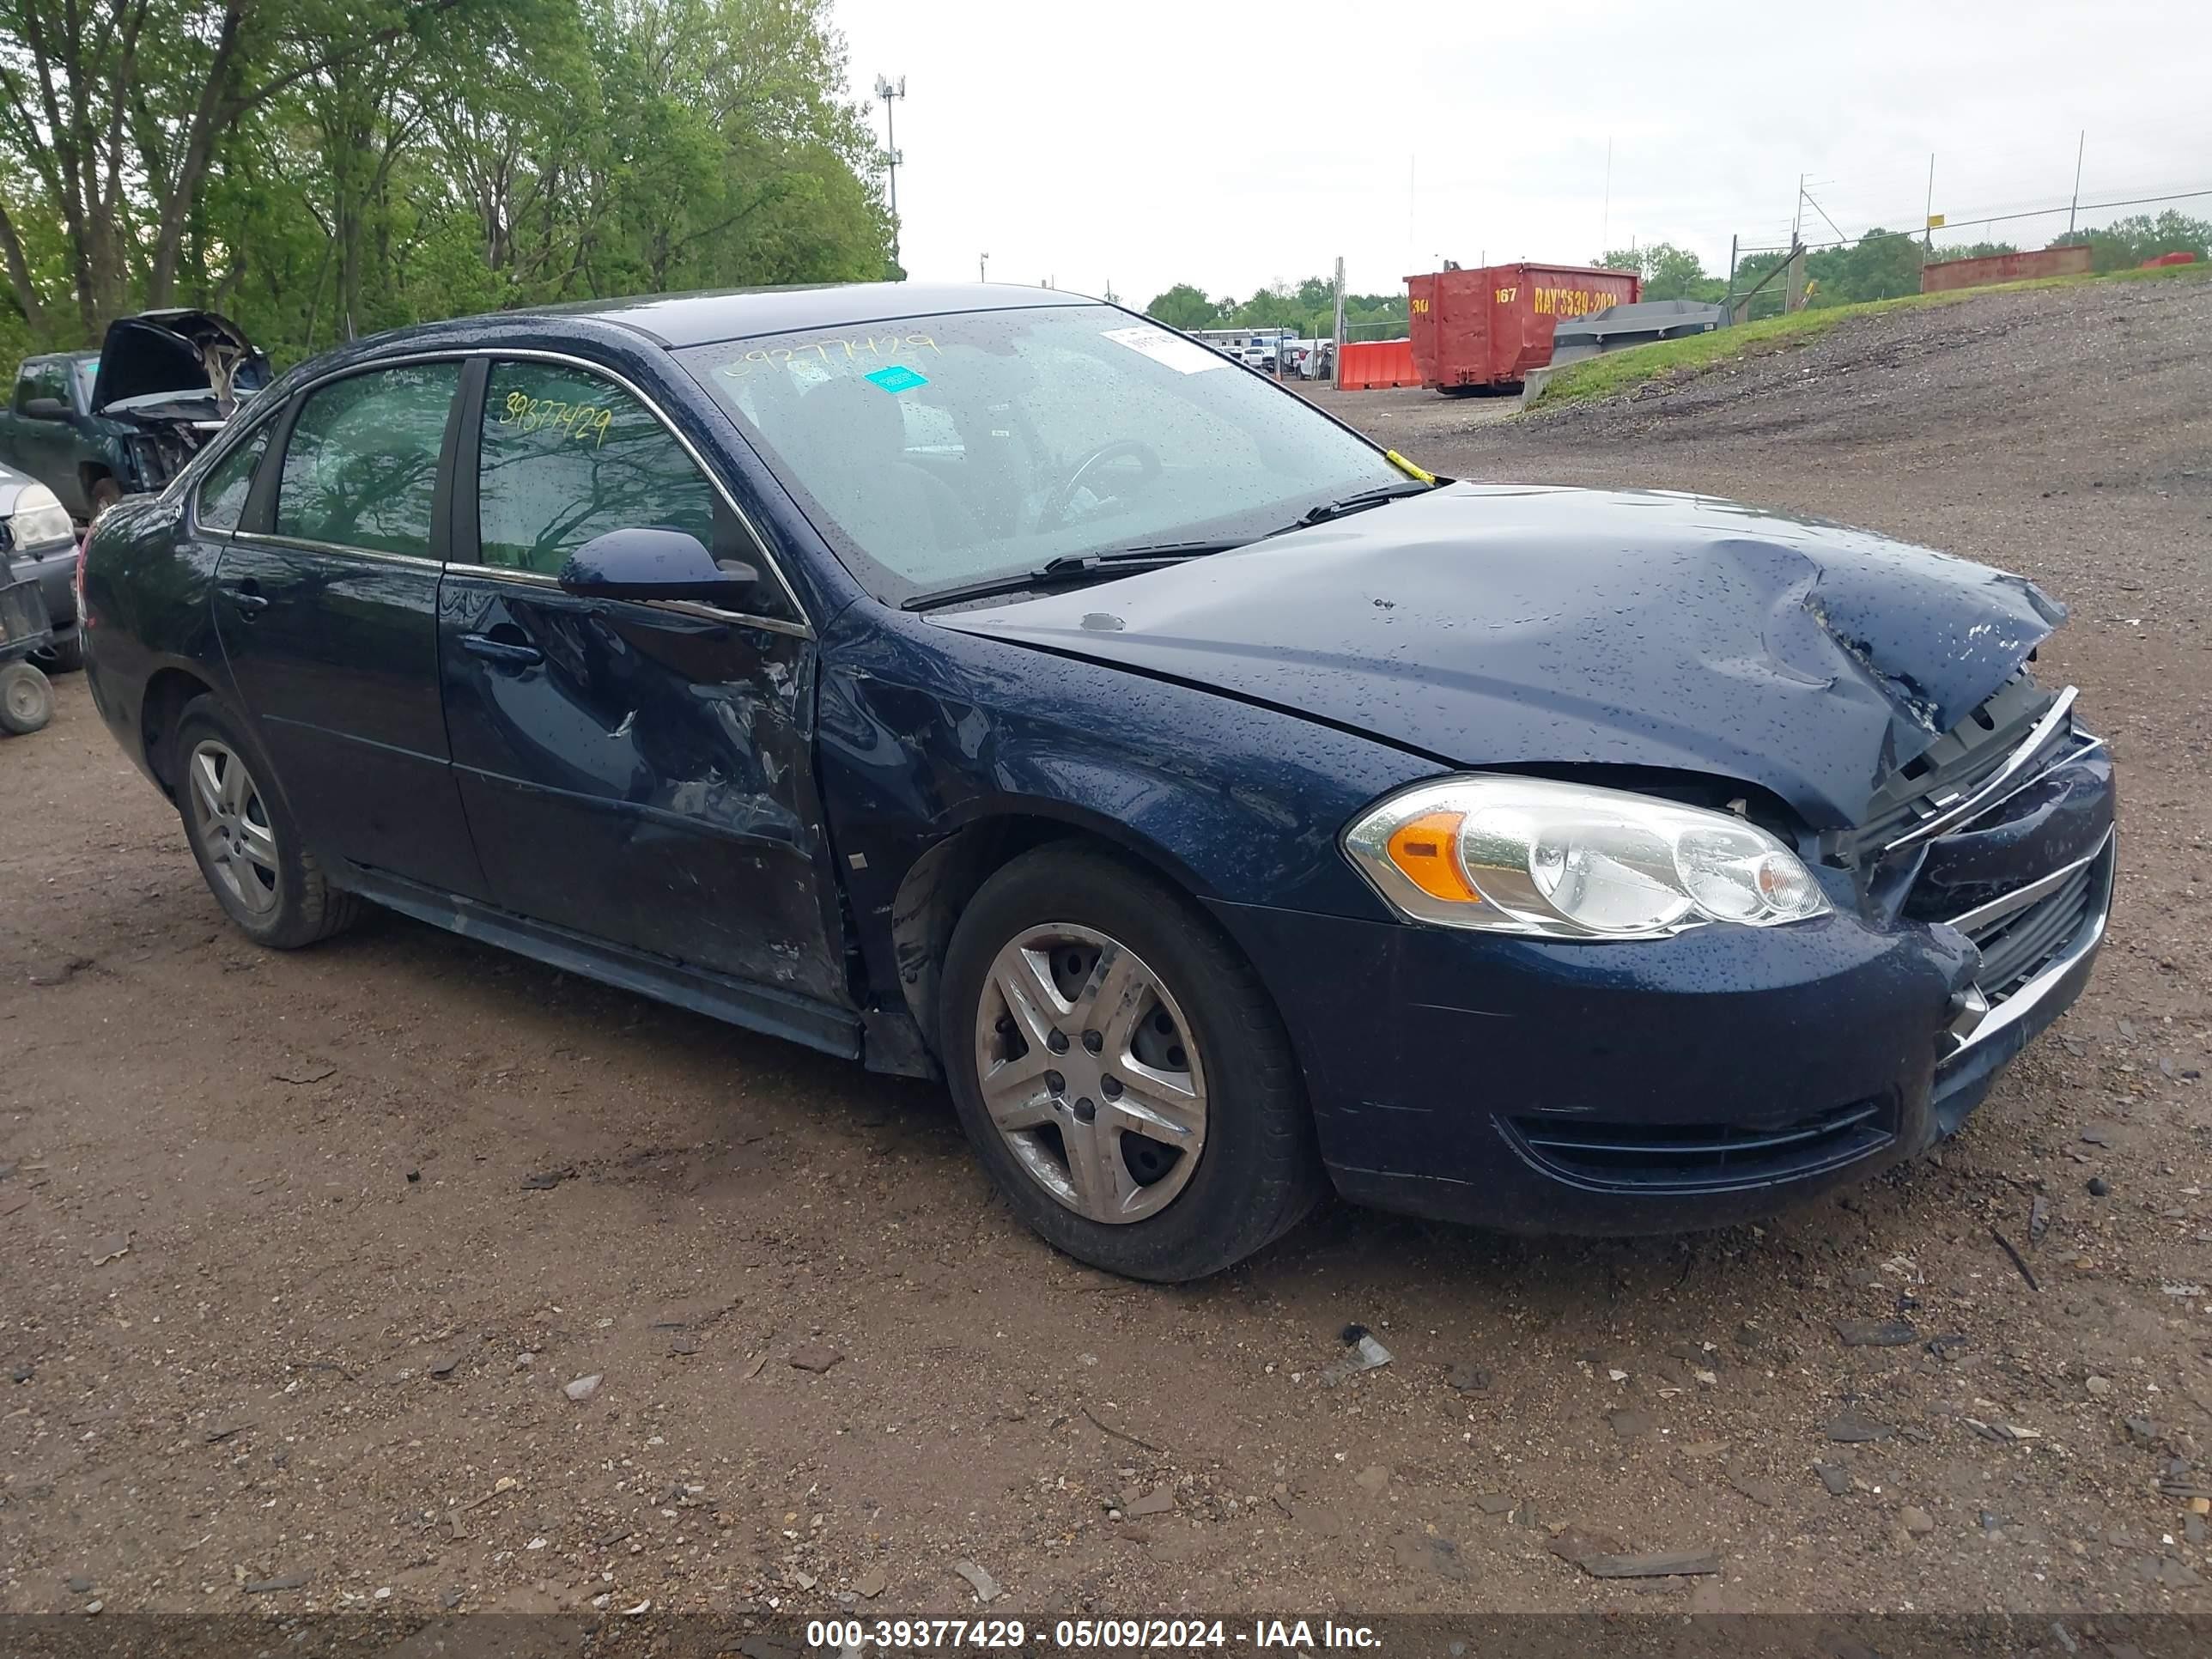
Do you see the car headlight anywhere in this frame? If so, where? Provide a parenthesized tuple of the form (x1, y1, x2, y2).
(1343, 775, 1831, 939)
(4, 483, 74, 550)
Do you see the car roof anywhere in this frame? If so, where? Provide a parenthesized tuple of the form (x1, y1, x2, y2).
(509, 282, 1097, 349)
(258, 283, 1116, 395)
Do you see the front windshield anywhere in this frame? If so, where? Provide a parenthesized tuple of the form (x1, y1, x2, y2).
(675, 304, 1401, 605)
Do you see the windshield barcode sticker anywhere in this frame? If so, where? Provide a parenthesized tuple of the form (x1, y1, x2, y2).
(865, 364, 929, 393)
(1102, 325, 1227, 374)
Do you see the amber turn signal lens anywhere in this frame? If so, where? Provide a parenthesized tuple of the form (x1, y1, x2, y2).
(1384, 810, 1478, 903)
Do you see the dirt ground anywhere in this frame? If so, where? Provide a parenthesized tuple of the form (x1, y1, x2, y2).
(4, 274, 2211, 1624)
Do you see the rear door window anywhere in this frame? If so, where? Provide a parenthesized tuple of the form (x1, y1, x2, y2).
(473, 359, 769, 599)
(274, 362, 459, 556)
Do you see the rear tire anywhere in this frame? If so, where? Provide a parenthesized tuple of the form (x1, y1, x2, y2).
(0, 662, 54, 733)
(940, 844, 1327, 1281)
(44, 631, 85, 673)
(172, 695, 360, 949)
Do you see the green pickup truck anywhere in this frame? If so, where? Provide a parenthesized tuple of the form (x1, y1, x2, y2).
(0, 310, 268, 522)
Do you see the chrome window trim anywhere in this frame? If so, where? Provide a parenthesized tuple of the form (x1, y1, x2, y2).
(1944, 829, 2115, 1060)
(185, 413, 281, 531)
(477, 348, 811, 637)
(443, 561, 562, 587)
(440, 560, 811, 641)
(173, 394, 286, 517)
(1882, 686, 2083, 854)
(254, 353, 468, 554)
(225, 345, 813, 641)
(1942, 825, 2115, 935)
(231, 531, 442, 570)
(179, 349, 475, 512)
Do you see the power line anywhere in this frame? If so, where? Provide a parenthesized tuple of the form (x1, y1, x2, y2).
(1741, 185, 2212, 255)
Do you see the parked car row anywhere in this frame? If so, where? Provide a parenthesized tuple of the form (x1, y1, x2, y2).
(0, 462, 82, 672)
(79, 283, 2114, 1280)
(0, 309, 269, 524)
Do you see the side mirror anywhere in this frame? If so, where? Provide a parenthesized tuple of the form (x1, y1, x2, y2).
(556, 527, 758, 603)
(22, 397, 69, 421)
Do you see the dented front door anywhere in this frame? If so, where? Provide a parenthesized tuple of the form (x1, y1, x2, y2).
(434, 353, 846, 1004)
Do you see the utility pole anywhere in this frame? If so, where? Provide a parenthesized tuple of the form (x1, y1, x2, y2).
(874, 75, 906, 276)
(2068, 130, 2086, 235)
(1601, 136, 1612, 252)
(1329, 256, 1346, 391)
(1924, 152, 1936, 252)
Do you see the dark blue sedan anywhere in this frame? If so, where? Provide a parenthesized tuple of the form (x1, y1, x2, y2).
(78, 283, 2116, 1279)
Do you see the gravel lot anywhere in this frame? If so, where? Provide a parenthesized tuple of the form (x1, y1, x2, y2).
(4, 273, 2210, 1623)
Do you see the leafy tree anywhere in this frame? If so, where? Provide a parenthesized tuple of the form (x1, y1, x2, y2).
(1144, 283, 1217, 330)
(1589, 242, 1723, 302)
(1802, 228, 1925, 306)
(2049, 210, 2211, 271)
(0, 0, 890, 357)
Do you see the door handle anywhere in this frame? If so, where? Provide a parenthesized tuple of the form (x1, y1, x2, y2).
(459, 631, 544, 668)
(225, 583, 269, 617)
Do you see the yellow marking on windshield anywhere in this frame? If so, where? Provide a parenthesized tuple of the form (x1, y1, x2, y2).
(716, 332, 942, 380)
(1384, 449, 1436, 485)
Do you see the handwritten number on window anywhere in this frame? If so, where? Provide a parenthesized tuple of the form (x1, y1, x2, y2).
(499, 389, 614, 447)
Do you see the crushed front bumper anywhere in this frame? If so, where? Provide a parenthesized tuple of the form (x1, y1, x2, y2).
(1206, 738, 2115, 1237)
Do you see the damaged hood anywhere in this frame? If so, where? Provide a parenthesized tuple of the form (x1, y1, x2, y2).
(91, 309, 270, 423)
(934, 483, 2063, 830)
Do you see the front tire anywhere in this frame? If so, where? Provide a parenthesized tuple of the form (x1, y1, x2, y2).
(172, 696, 359, 949)
(42, 630, 85, 673)
(940, 845, 1326, 1281)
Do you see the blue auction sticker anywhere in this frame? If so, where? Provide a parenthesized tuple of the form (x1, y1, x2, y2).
(865, 364, 929, 393)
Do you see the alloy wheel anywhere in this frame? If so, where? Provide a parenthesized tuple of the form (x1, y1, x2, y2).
(186, 738, 282, 917)
(973, 923, 1208, 1224)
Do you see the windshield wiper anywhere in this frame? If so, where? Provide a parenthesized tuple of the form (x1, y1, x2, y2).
(898, 483, 1436, 613)
(901, 540, 1240, 612)
(1265, 478, 1437, 538)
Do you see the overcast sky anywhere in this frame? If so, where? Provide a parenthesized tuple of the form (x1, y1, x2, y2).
(832, 0, 2212, 303)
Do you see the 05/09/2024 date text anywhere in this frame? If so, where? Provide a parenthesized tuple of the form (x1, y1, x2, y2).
(801, 1620, 1382, 1650)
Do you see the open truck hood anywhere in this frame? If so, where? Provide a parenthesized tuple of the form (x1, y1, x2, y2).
(933, 483, 2063, 831)
(90, 309, 270, 425)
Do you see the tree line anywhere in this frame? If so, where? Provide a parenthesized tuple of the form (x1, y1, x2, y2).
(1143, 210, 2209, 337)
(0, 0, 892, 367)
(1597, 209, 2210, 318)
(1145, 276, 1405, 340)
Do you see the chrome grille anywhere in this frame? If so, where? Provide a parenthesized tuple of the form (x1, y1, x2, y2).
(1845, 672, 2055, 855)
(1960, 862, 2097, 999)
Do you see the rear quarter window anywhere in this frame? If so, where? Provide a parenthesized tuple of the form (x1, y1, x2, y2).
(196, 426, 274, 532)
